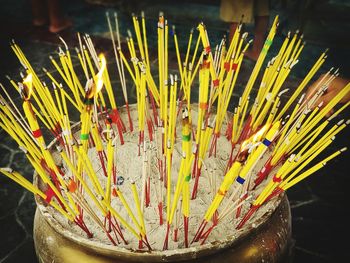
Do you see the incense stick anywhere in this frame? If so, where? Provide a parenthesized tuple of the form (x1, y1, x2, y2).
(1, 12, 349, 251)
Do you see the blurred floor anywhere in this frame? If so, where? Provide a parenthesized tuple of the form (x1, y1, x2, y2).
(0, 0, 349, 262)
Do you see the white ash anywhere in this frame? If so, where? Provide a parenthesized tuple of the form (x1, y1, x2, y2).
(41, 105, 282, 251)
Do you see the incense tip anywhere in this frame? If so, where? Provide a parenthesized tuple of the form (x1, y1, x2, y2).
(182, 108, 189, 118)
(192, 145, 197, 154)
(159, 11, 164, 17)
(58, 37, 69, 50)
(271, 56, 277, 64)
(0, 96, 5, 106)
(337, 119, 344, 126)
(278, 88, 289, 97)
(18, 83, 25, 99)
(298, 93, 305, 104)
(317, 101, 324, 108)
(49, 55, 53, 60)
(340, 147, 347, 152)
(239, 191, 248, 199)
(291, 60, 299, 68)
(127, 30, 132, 38)
(5, 75, 11, 80)
(0, 167, 13, 173)
(345, 120, 350, 125)
(141, 11, 145, 18)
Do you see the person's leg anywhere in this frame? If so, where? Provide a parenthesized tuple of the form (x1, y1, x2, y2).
(31, 0, 48, 26)
(220, 0, 254, 43)
(47, 0, 72, 33)
(245, 15, 269, 61)
(245, 0, 269, 61)
(229, 22, 239, 43)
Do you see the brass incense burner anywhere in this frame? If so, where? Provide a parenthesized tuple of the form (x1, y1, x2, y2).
(32, 105, 293, 263)
(33, 177, 292, 263)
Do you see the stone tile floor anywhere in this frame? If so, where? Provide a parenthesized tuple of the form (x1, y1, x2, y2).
(0, 0, 350, 262)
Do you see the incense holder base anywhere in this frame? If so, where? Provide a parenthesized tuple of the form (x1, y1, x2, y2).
(33, 194, 292, 263)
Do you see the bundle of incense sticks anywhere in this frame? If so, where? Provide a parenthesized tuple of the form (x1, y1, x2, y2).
(0, 12, 349, 251)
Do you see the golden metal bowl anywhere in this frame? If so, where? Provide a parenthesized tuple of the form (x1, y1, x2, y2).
(33, 183, 291, 263)
(32, 105, 292, 262)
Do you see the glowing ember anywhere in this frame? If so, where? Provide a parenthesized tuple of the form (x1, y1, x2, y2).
(241, 124, 268, 152)
(22, 73, 33, 100)
(96, 53, 106, 94)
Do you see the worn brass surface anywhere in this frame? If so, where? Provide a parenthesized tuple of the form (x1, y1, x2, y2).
(34, 193, 291, 263)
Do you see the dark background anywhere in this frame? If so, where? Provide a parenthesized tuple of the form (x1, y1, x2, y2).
(1, 0, 350, 262)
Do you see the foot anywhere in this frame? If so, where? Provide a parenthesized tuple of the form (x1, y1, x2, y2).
(49, 17, 73, 33)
